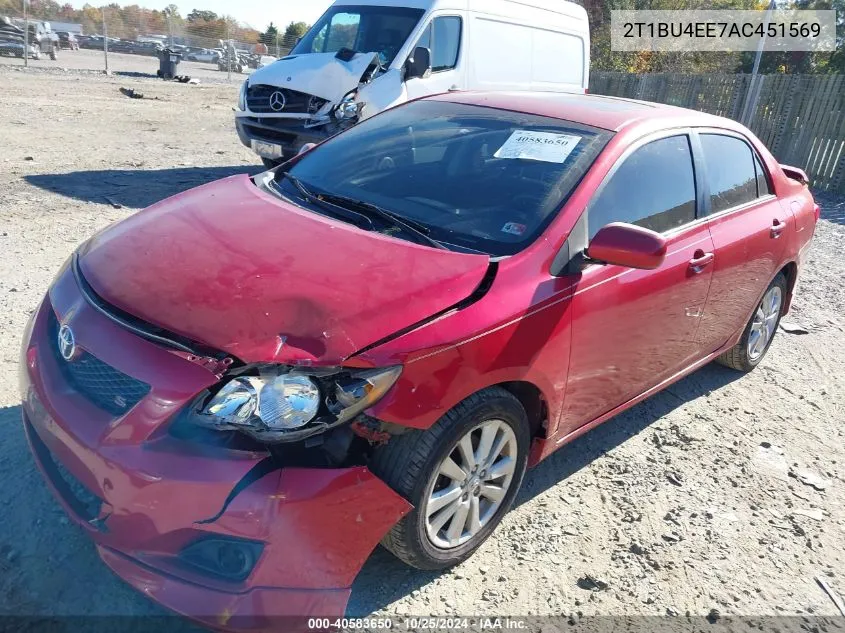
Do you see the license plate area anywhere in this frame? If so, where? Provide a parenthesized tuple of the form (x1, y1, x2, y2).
(251, 139, 283, 158)
(26, 417, 103, 523)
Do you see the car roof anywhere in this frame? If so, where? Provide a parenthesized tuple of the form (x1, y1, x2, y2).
(430, 91, 734, 134)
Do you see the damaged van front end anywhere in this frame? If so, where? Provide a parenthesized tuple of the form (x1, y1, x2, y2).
(235, 49, 397, 164)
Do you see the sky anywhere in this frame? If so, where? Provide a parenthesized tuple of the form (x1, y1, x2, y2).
(72, 0, 334, 31)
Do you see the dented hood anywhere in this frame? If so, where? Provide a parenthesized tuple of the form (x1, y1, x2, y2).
(247, 51, 378, 104)
(78, 175, 489, 364)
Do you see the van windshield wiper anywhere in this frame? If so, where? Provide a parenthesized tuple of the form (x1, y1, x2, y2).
(312, 191, 447, 251)
(277, 172, 374, 230)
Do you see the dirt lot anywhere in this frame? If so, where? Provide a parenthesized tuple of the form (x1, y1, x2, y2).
(0, 67, 843, 626)
(0, 47, 252, 82)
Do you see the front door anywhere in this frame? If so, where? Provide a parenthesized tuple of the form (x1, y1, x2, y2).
(558, 133, 715, 437)
(404, 15, 465, 100)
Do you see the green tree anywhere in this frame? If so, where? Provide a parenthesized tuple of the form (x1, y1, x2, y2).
(259, 20, 278, 45)
(187, 9, 217, 22)
(284, 20, 309, 39)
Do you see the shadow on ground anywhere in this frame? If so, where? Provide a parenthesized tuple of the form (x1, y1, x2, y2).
(347, 362, 743, 615)
(25, 165, 260, 210)
(2, 364, 741, 620)
(815, 191, 845, 227)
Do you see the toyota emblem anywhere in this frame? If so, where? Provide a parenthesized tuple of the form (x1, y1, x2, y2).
(58, 324, 77, 361)
(268, 90, 287, 112)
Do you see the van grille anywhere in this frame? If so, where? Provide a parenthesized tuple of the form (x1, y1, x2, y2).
(246, 84, 328, 115)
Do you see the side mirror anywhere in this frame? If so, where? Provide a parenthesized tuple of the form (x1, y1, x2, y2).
(587, 222, 667, 270)
(405, 46, 432, 80)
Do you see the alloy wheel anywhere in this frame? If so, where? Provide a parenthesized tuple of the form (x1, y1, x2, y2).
(423, 419, 518, 550)
(747, 286, 783, 361)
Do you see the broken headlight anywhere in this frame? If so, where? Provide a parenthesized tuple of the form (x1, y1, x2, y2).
(334, 91, 365, 121)
(192, 366, 401, 443)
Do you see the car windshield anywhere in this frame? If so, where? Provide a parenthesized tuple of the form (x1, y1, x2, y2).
(278, 100, 613, 256)
(291, 5, 424, 66)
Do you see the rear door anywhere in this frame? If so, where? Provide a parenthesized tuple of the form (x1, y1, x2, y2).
(693, 131, 790, 350)
(559, 133, 716, 436)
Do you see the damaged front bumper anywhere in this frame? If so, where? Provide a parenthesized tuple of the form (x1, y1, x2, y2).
(19, 271, 411, 631)
(235, 114, 352, 160)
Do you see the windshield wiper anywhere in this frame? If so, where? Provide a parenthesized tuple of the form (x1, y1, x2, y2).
(277, 172, 374, 230)
(313, 192, 448, 251)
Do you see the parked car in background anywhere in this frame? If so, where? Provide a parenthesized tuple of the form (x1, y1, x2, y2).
(55, 31, 79, 50)
(20, 92, 818, 628)
(0, 18, 58, 60)
(131, 40, 162, 56)
(236, 0, 591, 167)
(185, 47, 218, 63)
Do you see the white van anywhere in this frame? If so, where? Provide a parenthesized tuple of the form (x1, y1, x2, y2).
(235, 0, 590, 167)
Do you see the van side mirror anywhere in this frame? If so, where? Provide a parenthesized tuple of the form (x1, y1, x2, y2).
(405, 46, 432, 80)
(586, 223, 667, 270)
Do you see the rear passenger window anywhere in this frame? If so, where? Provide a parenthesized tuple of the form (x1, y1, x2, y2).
(588, 135, 697, 239)
(754, 152, 772, 197)
(701, 134, 758, 214)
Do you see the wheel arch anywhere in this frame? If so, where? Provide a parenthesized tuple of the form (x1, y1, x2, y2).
(779, 260, 798, 314)
(495, 380, 548, 440)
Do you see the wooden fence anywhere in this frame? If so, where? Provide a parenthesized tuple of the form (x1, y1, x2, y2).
(589, 72, 845, 194)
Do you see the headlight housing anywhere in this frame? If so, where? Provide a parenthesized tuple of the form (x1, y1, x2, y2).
(191, 365, 401, 443)
(238, 80, 248, 111)
(334, 91, 365, 121)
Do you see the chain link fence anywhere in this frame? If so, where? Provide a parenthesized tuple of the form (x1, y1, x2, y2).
(0, 3, 300, 82)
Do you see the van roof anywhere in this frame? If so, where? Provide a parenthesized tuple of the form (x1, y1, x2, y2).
(431, 91, 731, 133)
(331, 0, 587, 21)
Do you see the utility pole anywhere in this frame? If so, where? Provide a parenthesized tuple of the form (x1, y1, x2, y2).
(103, 7, 109, 74)
(22, 0, 28, 68)
(740, 0, 776, 126)
(226, 20, 231, 82)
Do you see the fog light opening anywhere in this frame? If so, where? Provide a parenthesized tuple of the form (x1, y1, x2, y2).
(179, 537, 263, 582)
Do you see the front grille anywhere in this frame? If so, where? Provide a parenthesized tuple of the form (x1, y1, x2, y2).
(48, 309, 151, 417)
(247, 84, 327, 114)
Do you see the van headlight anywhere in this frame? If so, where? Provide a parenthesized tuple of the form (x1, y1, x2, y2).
(238, 80, 248, 111)
(334, 91, 365, 121)
(192, 366, 401, 443)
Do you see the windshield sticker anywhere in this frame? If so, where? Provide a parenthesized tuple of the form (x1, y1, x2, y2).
(494, 131, 582, 163)
(501, 222, 527, 236)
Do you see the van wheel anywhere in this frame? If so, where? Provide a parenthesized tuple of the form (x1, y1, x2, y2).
(371, 387, 530, 570)
(717, 273, 786, 372)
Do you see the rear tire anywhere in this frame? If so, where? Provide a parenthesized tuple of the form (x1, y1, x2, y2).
(370, 387, 530, 570)
(717, 273, 787, 372)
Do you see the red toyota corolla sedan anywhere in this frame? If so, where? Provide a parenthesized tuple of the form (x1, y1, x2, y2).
(20, 92, 817, 629)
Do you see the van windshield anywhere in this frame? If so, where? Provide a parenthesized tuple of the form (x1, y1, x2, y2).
(277, 101, 613, 256)
(291, 5, 425, 66)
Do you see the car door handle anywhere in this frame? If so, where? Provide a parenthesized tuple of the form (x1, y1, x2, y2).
(689, 250, 714, 273)
(771, 219, 786, 238)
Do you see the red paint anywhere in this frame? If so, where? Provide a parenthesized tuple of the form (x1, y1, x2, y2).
(21, 93, 817, 627)
(587, 223, 668, 270)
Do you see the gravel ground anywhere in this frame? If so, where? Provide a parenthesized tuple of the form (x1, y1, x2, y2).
(0, 47, 252, 83)
(0, 67, 843, 627)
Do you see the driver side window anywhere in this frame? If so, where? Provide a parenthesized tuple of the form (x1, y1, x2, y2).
(588, 135, 697, 239)
(413, 16, 462, 72)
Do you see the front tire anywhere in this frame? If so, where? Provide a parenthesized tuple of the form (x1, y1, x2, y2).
(717, 272, 787, 372)
(371, 387, 530, 570)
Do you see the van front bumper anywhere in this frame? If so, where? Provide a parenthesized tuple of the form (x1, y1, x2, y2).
(235, 115, 341, 158)
(19, 267, 411, 631)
